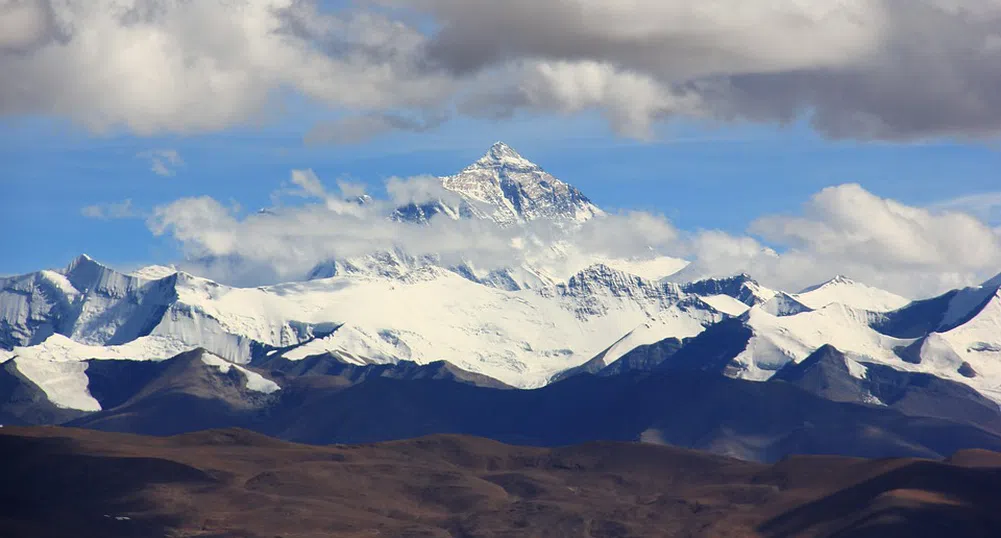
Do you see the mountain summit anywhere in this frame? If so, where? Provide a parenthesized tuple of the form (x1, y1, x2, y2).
(438, 142, 603, 226)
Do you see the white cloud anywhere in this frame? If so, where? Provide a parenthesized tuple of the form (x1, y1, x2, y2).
(81, 199, 138, 220)
(933, 191, 1001, 225)
(3, 1, 1001, 140)
(0, 0, 449, 135)
(137, 149, 183, 177)
(147, 169, 683, 285)
(677, 184, 1001, 296)
(144, 166, 1001, 297)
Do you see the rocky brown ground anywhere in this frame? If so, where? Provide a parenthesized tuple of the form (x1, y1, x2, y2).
(2, 426, 1000, 537)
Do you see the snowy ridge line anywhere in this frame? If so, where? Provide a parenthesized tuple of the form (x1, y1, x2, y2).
(4, 142, 1001, 409)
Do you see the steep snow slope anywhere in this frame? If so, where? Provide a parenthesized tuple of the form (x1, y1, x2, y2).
(655, 288, 1001, 404)
(916, 287, 1001, 401)
(266, 265, 726, 387)
(873, 274, 1001, 338)
(9, 357, 100, 412)
(760, 292, 812, 317)
(0, 256, 327, 364)
(1, 347, 281, 412)
(794, 275, 909, 312)
(0, 255, 178, 349)
(731, 304, 910, 381)
(679, 274, 777, 306)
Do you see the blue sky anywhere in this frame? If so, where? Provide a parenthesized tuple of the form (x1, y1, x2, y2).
(3, 1, 1001, 296)
(3, 113, 1000, 277)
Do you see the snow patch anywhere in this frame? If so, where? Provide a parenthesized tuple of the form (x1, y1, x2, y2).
(845, 357, 869, 380)
(12, 358, 101, 411)
(794, 276, 909, 312)
(199, 351, 280, 394)
(698, 295, 751, 317)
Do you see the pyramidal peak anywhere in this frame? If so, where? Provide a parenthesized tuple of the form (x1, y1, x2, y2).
(437, 142, 603, 226)
(62, 253, 107, 276)
(471, 141, 540, 171)
(65, 253, 96, 269)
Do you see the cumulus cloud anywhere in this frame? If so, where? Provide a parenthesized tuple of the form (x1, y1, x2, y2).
(144, 165, 1001, 297)
(3, 0, 1001, 140)
(146, 168, 685, 285)
(677, 184, 1001, 296)
(137, 149, 183, 176)
(0, 0, 449, 134)
(81, 199, 139, 220)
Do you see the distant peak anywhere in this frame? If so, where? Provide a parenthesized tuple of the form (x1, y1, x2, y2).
(490, 141, 515, 155)
(64, 253, 99, 272)
(983, 271, 1001, 290)
(799, 274, 856, 294)
(472, 142, 539, 170)
(828, 275, 855, 285)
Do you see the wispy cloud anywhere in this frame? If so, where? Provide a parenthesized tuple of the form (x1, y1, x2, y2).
(81, 199, 138, 220)
(932, 192, 1001, 225)
(136, 149, 183, 177)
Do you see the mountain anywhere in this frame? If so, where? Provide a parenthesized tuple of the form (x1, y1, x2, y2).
(0, 254, 177, 350)
(307, 142, 676, 289)
(795, 275, 910, 312)
(0, 255, 331, 364)
(7, 142, 1001, 468)
(67, 349, 279, 435)
(1, 257, 731, 392)
(438, 142, 603, 226)
(654, 303, 900, 380)
(636, 297, 1001, 410)
(6, 427, 1001, 538)
(6, 250, 1001, 410)
(760, 291, 813, 316)
(771, 345, 1001, 434)
(0, 359, 89, 426)
(680, 273, 777, 310)
(257, 352, 512, 390)
(51, 356, 1001, 462)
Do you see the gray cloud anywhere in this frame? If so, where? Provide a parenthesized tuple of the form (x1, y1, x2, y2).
(304, 111, 449, 145)
(3, 0, 1001, 140)
(416, 0, 1001, 140)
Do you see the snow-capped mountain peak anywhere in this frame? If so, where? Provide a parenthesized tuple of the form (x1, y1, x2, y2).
(469, 141, 542, 171)
(794, 275, 909, 312)
(680, 273, 776, 307)
(798, 274, 856, 293)
(439, 142, 603, 226)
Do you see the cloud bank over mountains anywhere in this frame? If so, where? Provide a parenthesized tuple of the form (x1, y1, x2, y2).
(4, 0, 1001, 140)
(140, 166, 1001, 298)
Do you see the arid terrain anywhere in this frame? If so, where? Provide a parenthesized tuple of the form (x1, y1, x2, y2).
(3, 426, 1001, 538)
